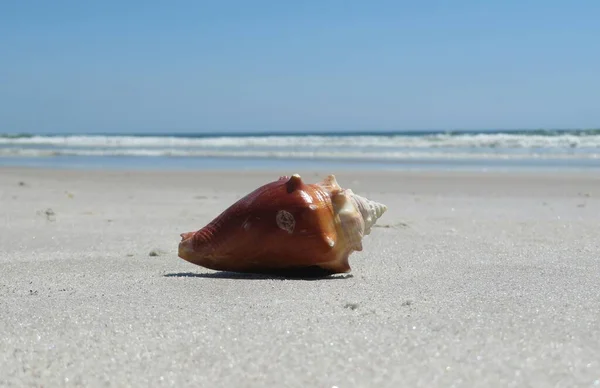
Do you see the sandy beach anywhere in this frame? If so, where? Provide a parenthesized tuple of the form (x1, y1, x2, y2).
(1, 166, 599, 387)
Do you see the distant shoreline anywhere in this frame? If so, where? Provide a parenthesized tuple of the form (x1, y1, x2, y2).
(1, 155, 599, 174)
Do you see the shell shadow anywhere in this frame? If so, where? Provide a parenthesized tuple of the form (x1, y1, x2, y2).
(164, 267, 354, 281)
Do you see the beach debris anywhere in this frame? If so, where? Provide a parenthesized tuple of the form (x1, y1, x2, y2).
(18, 181, 26, 186)
(37, 208, 56, 221)
(149, 249, 165, 257)
(344, 302, 359, 310)
(178, 174, 387, 275)
(45, 208, 55, 220)
(374, 221, 410, 229)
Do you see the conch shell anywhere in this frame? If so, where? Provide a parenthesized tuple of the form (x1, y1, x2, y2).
(178, 174, 387, 275)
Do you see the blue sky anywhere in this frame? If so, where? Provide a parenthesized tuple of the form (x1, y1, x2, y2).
(1, 0, 599, 134)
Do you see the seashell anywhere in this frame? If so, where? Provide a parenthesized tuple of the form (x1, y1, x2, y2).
(178, 174, 387, 275)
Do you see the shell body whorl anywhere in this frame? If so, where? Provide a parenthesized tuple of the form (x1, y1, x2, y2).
(178, 174, 387, 274)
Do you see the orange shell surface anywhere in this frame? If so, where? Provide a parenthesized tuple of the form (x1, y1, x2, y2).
(178, 175, 359, 274)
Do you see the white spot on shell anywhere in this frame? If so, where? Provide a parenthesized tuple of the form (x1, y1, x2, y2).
(243, 221, 251, 231)
(276, 210, 295, 234)
(326, 236, 335, 247)
(309, 204, 317, 210)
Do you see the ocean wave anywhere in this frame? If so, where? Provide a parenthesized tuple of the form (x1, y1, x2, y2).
(1, 132, 600, 149)
(1, 147, 599, 161)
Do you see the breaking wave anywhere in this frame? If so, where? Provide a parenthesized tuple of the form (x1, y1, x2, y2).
(1, 129, 600, 163)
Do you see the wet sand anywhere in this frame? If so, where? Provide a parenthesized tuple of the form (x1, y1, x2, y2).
(1, 166, 599, 387)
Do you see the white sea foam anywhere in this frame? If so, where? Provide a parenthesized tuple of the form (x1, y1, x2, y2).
(2, 133, 600, 149)
(2, 133, 600, 166)
(1, 147, 598, 161)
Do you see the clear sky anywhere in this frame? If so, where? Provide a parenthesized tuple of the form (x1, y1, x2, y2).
(1, 0, 599, 134)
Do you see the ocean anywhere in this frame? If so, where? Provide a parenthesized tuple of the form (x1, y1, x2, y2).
(1, 129, 599, 172)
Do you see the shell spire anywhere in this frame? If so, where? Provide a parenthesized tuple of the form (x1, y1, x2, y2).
(348, 193, 387, 236)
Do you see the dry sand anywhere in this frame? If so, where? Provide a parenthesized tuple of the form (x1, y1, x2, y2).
(1, 166, 599, 387)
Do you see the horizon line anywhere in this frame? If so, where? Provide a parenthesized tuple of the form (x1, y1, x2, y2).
(1, 127, 600, 137)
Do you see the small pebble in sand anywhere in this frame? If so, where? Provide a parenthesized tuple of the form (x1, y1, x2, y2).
(344, 303, 359, 310)
(18, 181, 26, 186)
(37, 208, 56, 221)
(148, 249, 163, 257)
